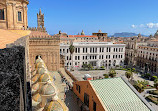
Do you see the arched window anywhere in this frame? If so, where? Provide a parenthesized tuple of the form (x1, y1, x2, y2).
(35, 55, 42, 60)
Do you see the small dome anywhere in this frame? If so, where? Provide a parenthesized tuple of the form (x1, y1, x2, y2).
(38, 74, 50, 83)
(36, 67, 48, 75)
(44, 100, 64, 111)
(39, 83, 56, 95)
(35, 62, 47, 69)
(35, 56, 43, 64)
(32, 93, 41, 102)
(32, 74, 40, 83)
(81, 30, 85, 35)
(32, 83, 39, 91)
(98, 30, 102, 33)
(32, 70, 36, 76)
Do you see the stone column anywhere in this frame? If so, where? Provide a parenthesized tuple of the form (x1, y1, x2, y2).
(23, 5, 28, 30)
(12, 3, 17, 29)
(6, 3, 14, 29)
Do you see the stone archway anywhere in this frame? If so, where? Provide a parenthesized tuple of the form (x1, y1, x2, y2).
(35, 55, 42, 60)
(29, 36, 60, 71)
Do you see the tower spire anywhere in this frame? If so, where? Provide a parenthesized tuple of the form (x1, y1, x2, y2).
(39, 8, 41, 15)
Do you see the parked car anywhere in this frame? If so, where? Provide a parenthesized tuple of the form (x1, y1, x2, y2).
(83, 74, 92, 80)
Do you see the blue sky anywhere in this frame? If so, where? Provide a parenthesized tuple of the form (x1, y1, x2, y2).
(28, 0, 158, 35)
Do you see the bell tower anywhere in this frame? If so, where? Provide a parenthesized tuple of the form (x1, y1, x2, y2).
(37, 9, 44, 28)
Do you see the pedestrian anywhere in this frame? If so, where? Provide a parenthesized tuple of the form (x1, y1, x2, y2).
(64, 87, 67, 94)
(53, 76, 56, 81)
(61, 78, 64, 83)
(64, 93, 66, 102)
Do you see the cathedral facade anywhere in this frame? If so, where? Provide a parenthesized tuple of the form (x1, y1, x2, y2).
(0, 0, 29, 30)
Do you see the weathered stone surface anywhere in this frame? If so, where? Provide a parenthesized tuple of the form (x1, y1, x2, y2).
(0, 46, 25, 111)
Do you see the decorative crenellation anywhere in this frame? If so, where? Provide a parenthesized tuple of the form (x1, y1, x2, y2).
(29, 27, 47, 33)
(29, 35, 60, 40)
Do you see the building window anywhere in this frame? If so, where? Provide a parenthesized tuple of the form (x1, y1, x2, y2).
(75, 48, 77, 53)
(18, 11, 22, 21)
(78, 48, 80, 53)
(0, 9, 4, 20)
(76, 84, 81, 93)
(84, 93, 89, 107)
(75, 56, 77, 60)
(93, 101, 96, 111)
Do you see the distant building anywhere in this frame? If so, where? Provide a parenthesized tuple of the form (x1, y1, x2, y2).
(92, 30, 108, 42)
(137, 39, 158, 75)
(56, 30, 109, 44)
(124, 34, 149, 66)
(60, 42, 125, 69)
(73, 77, 154, 111)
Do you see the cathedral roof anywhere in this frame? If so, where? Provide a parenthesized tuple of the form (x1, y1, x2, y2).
(32, 82, 39, 91)
(35, 62, 47, 69)
(38, 74, 50, 83)
(44, 99, 68, 111)
(39, 83, 56, 95)
(36, 67, 48, 75)
(32, 93, 41, 102)
(32, 74, 40, 83)
(0, 29, 30, 49)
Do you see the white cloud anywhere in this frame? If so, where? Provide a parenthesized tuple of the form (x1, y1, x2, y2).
(147, 23, 154, 28)
(131, 25, 136, 28)
(155, 23, 158, 28)
(131, 22, 158, 29)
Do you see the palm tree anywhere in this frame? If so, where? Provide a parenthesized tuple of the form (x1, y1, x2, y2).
(69, 44, 75, 71)
(87, 64, 93, 70)
(133, 80, 149, 93)
(125, 71, 133, 81)
(109, 69, 116, 78)
(134, 80, 144, 93)
(154, 79, 158, 90)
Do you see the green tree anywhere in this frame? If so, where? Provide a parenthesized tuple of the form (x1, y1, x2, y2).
(87, 64, 93, 70)
(69, 44, 75, 71)
(133, 80, 149, 93)
(125, 71, 133, 81)
(82, 64, 88, 70)
(109, 69, 116, 78)
(154, 79, 158, 90)
(132, 68, 135, 72)
(103, 74, 109, 78)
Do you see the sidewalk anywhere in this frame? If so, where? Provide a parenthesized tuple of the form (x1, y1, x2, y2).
(65, 90, 81, 111)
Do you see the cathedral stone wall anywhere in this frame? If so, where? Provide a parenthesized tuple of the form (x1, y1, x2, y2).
(7, 35, 30, 82)
(0, 46, 27, 111)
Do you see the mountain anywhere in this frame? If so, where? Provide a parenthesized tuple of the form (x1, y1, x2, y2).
(109, 32, 148, 37)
